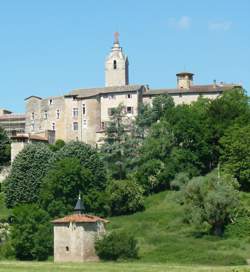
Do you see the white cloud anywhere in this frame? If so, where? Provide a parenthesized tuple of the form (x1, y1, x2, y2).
(208, 21, 232, 31)
(168, 16, 191, 30)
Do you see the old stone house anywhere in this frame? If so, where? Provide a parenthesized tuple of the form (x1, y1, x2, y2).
(52, 196, 108, 262)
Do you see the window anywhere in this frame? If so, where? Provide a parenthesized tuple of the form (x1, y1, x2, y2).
(126, 106, 133, 114)
(108, 94, 116, 100)
(52, 122, 56, 131)
(108, 108, 115, 116)
(73, 122, 78, 131)
(49, 99, 53, 105)
(83, 119, 87, 128)
(44, 111, 48, 120)
(113, 60, 117, 69)
(101, 122, 105, 130)
(82, 104, 86, 115)
(31, 123, 35, 132)
(66, 246, 69, 252)
(31, 112, 35, 120)
(127, 94, 132, 99)
(56, 109, 60, 119)
(72, 108, 78, 118)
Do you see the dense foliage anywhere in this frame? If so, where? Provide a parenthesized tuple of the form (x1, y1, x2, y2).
(106, 179, 144, 216)
(40, 142, 107, 217)
(0, 127, 10, 167)
(181, 172, 240, 236)
(95, 230, 139, 260)
(4, 144, 53, 208)
(11, 204, 52, 260)
(220, 124, 250, 191)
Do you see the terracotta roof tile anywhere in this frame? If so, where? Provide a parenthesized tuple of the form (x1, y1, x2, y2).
(52, 214, 109, 224)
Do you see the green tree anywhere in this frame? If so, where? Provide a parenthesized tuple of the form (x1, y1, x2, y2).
(182, 171, 240, 236)
(40, 158, 97, 217)
(11, 204, 52, 260)
(4, 143, 53, 208)
(220, 124, 250, 191)
(0, 127, 10, 167)
(135, 94, 175, 138)
(206, 88, 250, 168)
(40, 142, 107, 217)
(101, 104, 132, 180)
(106, 179, 144, 216)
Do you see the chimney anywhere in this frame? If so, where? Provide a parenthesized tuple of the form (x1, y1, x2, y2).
(213, 79, 217, 88)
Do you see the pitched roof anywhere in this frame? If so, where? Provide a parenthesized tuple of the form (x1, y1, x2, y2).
(143, 84, 241, 96)
(0, 114, 26, 121)
(66, 84, 144, 99)
(52, 214, 109, 224)
(11, 134, 48, 142)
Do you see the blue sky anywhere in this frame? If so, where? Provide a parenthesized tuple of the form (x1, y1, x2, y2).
(0, 0, 249, 112)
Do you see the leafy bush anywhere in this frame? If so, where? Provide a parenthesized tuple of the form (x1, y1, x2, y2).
(0, 240, 14, 260)
(49, 139, 65, 152)
(11, 204, 52, 261)
(95, 230, 139, 260)
(224, 216, 250, 238)
(106, 179, 144, 216)
(4, 143, 53, 208)
(136, 159, 166, 194)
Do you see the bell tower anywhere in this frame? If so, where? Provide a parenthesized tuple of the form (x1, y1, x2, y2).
(105, 32, 129, 87)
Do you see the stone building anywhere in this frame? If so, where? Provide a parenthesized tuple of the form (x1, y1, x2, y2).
(23, 33, 241, 147)
(52, 196, 108, 262)
(0, 109, 25, 137)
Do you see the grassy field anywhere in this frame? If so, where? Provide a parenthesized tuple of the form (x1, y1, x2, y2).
(108, 191, 250, 266)
(0, 261, 249, 272)
(1, 190, 250, 269)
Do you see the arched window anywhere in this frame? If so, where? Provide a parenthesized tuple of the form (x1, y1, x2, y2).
(113, 60, 117, 70)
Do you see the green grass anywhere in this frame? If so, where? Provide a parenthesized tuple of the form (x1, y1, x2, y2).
(0, 261, 249, 272)
(0, 190, 250, 268)
(108, 191, 250, 266)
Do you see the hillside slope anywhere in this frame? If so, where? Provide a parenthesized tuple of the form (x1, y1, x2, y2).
(108, 191, 250, 265)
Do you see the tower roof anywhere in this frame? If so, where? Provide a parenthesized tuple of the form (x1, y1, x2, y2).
(176, 72, 194, 77)
(74, 194, 84, 214)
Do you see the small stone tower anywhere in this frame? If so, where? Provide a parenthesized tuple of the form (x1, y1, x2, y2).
(176, 72, 194, 89)
(52, 195, 108, 262)
(105, 32, 129, 87)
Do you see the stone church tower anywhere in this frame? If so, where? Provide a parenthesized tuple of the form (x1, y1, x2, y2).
(105, 32, 129, 87)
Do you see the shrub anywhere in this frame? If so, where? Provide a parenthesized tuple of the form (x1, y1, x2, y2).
(106, 179, 144, 216)
(4, 143, 53, 208)
(136, 159, 165, 194)
(95, 230, 139, 260)
(11, 204, 52, 260)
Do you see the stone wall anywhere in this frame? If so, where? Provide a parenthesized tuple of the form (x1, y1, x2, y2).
(54, 222, 105, 262)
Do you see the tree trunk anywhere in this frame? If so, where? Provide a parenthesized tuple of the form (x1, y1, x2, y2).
(212, 224, 223, 236)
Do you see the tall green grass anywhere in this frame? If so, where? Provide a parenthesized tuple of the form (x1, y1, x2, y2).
(108, 191, 250, 265)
